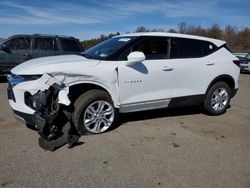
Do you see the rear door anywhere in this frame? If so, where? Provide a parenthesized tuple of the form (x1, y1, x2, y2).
(170, 38, 218, 97)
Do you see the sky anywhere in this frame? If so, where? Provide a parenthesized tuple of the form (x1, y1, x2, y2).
(0, 0, 249, 40)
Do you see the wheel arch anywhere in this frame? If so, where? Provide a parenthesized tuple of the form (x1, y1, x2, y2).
(206, 74, 235, 96)
(68, 81, 119, 108)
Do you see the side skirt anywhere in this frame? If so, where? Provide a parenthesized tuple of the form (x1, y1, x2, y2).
(119, 95, 205, 113)
(168, 95, 205, 108)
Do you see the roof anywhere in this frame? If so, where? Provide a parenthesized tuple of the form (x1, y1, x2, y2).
(116, 32, 225, 47)
(7, 34, 77, 39)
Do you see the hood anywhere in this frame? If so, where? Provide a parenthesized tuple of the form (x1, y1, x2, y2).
(11, 55, 100, 75)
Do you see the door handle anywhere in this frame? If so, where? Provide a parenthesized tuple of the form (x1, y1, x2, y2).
(205, 62, 214, 66)
(162, 66, 173, 71)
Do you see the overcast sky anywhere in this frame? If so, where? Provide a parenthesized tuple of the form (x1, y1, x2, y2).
(0, 0, 249, 40)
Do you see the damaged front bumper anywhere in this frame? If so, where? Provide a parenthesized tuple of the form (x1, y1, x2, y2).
(7, 73, 71, 137)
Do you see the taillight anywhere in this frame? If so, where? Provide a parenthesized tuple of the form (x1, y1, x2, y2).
(233, 60, 241, 67)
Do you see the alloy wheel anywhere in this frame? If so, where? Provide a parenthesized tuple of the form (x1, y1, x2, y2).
(83, 100, 114, 134)
(211, 88, 229, 111)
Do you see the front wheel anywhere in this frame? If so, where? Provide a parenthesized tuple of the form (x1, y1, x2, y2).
(203, 82, 231, 115)
(73, 89, 117, 135)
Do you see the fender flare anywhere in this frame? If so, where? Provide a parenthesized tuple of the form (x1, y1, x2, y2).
(68, 80, 119, 108)
(205, 74, 235, 95)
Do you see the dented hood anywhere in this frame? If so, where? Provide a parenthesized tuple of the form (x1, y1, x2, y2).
(11, 55, 100, 75)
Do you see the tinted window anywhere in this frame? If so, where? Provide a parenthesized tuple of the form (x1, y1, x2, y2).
(178, 38, 203, 58)
(132, 37, 169, 60)
(7, 37, 30, 50)
(170, 38, 178, 58)
(203, 41, 217, 56)
(54, 39, 59, 51)
(34, 37, 53, 51)
(61, 38, 80, 52)
(171, 38, 218, 59)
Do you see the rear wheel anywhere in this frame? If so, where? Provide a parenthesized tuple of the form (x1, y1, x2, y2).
(73, 89, 117, 135)
(203, 82, 231, 115)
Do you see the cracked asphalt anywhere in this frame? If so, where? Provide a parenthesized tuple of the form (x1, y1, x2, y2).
(0, 74, 250, 188)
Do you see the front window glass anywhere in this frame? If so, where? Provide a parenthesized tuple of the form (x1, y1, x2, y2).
(132, 37, 169, 60)
(6, 37, 31, 50)
(82, 37, 136, 60)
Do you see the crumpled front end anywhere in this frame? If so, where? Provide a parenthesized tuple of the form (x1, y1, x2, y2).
(7, 73, 73, 139)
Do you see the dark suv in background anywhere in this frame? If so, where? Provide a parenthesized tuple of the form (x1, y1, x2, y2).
(0, 34, 83, 74)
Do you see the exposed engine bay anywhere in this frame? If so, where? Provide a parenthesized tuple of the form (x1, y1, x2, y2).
(7, 73, 80, 151)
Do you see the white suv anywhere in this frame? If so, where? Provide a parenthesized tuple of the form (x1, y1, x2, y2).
(7, 32, 240, 136)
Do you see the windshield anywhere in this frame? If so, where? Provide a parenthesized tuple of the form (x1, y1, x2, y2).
(82, 36, 137, 60)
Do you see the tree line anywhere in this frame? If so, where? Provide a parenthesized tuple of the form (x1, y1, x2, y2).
(81, 23, 250, 53)
(81, 32, 120, 50)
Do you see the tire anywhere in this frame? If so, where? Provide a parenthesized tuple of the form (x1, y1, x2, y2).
(72, 89, 117, 135)
(203, 81, 231, 115)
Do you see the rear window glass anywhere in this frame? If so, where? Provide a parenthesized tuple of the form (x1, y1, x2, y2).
(170, 38, 218, 59)
(61, 38, 80, 52)
(34, 37, 53, 51)
(203, 41, 217, 56)
(178, 38, 203, 58)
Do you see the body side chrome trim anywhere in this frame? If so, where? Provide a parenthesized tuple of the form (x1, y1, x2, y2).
(119, 98, 171, 113)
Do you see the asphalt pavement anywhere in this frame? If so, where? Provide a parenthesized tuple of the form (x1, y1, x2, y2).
(0, 74, 250, 188)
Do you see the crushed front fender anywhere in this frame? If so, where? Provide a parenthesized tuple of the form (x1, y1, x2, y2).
(22, 73, 71, 138)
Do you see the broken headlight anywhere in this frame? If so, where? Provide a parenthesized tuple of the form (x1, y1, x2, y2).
(7, 74, 42, 87)
(25, 84, 61, 112)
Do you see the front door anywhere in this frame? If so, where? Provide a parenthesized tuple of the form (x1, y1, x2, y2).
(5, 36, 31, 71)
(118, 37, 174, 112)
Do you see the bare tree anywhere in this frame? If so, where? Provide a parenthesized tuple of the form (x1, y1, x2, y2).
(135, 26, 149, 32)
(167, 29, 177, 33)
(178, 22, 189, 34)
(207, 24, 222, 39)
(81, 24, 250, 53)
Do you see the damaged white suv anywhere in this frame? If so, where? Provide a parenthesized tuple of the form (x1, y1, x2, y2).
(7, 32, 240, 136)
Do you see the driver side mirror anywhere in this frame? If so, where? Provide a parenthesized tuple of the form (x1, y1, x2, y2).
(0, 43, 11, 54)
(125, 51, 145, 66)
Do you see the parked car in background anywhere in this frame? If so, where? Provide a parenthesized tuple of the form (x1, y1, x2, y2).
(234, 53, 248, 58)
(236, 56, 250, 72)
(0, 34, 83, 74)
(245, 54, 250, 59)
(7, 32, 240, 138)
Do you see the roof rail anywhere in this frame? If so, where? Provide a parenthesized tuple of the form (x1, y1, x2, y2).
(32, 34, 75, 39)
